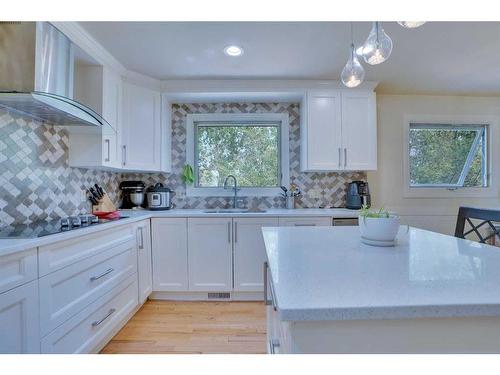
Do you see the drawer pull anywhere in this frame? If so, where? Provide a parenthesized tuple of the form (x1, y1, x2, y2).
(294, 223, 316, 226)
(91, 308, 116, 327)
(269, 339, 280, 354)
(90, 268, 114, 282)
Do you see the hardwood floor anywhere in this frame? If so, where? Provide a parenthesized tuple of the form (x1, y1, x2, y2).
(100, 300, 267, 354)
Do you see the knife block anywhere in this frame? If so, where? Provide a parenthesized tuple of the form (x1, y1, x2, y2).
(92, 193, 117, 213)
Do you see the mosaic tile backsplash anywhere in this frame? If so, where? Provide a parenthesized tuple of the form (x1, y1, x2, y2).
(0, 102, 366, 226)
(122, 103, 366, 210)
(0, 110, 121, 226)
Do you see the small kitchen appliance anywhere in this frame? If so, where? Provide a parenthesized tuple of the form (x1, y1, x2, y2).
(346, 181, 371, 209)
(120, 181, 146, 209)
(146, 183, 174, 210)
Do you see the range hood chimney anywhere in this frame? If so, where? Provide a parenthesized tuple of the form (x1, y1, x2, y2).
(0, 22, 107, 127)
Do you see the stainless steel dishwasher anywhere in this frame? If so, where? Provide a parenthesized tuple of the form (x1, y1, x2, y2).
(332, 218, 359, 226)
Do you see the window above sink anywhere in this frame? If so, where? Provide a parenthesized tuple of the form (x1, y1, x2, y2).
(186, 113, 290, 197)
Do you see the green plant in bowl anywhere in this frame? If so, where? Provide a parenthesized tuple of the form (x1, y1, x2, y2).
(360, 205, 390, 219)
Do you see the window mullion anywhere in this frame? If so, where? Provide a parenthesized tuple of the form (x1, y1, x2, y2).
(457, 129, 483, 187)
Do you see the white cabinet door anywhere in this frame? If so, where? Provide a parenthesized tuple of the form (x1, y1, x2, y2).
(102, 67, 122, 133)
(301, 90, 342, 171)
(279, 217, 332, 227)
(0, 280, 40, 353)
(151, 218, 188, 291)
(122, 82, 162, 171)
(341, 91, 377, 170)
(233, 217, 278, 292)
(188, 218, 233, 292)
(136, 220, 152, 304)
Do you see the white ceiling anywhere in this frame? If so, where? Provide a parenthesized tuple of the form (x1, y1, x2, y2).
(79, 22, 500, 95)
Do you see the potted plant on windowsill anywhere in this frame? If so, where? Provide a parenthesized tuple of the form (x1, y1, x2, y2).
(359, 206, 401, 246)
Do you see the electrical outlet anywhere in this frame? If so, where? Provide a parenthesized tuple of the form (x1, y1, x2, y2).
(80, 189, 87, 203)
(308, 189, 321, 199)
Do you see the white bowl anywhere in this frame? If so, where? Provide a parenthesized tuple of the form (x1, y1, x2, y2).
(358, 215, 400, 242)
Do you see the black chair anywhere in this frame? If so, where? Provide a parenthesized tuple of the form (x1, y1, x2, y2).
(455, 206, 500, 244)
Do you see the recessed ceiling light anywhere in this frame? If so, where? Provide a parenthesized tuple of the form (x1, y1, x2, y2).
(224, 45, 244, 57)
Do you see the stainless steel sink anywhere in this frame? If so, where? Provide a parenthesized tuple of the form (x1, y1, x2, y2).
(203, 209, 267, 214)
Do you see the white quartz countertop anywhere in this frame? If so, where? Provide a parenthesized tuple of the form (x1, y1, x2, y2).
(262, 226, 500, 322)
(0, 208, 358, 256)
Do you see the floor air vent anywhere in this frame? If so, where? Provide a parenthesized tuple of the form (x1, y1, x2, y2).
(208, 292, 231, 299)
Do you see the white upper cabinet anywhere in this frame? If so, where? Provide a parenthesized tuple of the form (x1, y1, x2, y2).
(301, 91, 343, 170)
(122, 82, 163, 172)
(341, 91, 377, 170)
(69, 64, 122, 169)
(300, 90, 377, 172)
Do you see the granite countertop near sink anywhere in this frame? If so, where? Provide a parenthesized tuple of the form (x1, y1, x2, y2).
(0, 208, 359, 256)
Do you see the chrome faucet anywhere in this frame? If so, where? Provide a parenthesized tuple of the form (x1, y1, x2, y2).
(223, 175, 239, 208)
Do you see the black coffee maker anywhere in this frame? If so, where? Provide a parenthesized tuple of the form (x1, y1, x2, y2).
(346, 181, 371, 209)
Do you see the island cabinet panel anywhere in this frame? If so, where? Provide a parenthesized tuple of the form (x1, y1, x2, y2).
(187, 218, 233, 292)
(151, 218, 188, 291)
(233, 217, 278, 292)
(0, 280, 40, 353)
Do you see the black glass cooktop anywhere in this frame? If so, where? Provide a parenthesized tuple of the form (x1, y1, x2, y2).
(0, 215, 129, 239)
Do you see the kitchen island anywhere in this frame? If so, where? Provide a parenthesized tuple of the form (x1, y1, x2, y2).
(262, 226, 500, 353)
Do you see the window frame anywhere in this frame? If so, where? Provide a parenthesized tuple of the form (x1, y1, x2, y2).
(186, 113, 290, 197)
(403, 115, 498, 199)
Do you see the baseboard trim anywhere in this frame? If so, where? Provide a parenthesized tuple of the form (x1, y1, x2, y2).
(150, 291, 264, 301)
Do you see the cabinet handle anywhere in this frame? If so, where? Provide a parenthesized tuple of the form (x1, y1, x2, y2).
(138, 227, 144, 249)
(90, 268, 114, 282)
(91, 308, 116, 327)
(227, 221, 231, 243)
(264, 262, 270, 305)
(344, 148, 347, 168)
(234, 222, 238, 243)
(269, 339, 280, 354)
(338, 147, 341, 168)
(122, 145, 127, 166)
(104, 139, 110, 162)
(294, 223, 316, 226)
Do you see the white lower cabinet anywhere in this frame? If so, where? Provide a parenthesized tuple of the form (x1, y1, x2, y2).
(135, 220, 153, 303)
(188, 218, 233, 292)
(0, 280, 40, 353)
(41, 275, 138, 354)
(152, 218, 188, 291)
(39, 239, 137, 336)
(233, 217, 278, 292)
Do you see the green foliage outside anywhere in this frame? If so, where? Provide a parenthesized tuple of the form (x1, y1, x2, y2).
(409, 127, 485, 187)
(196, 124, 280, 187)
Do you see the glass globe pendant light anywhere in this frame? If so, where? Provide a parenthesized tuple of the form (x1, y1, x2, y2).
(362, 22, 393, 65)
(341, 23, 365, 88)
(341, 44, 365, 88)
(397, 21, 426, 28)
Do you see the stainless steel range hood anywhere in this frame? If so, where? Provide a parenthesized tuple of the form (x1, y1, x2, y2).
(0, 22, 106, 127)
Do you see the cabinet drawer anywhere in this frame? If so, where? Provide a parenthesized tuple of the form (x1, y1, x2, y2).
(39, 238, 136, 336)
(41, 275, 138, 354)
(278, 217, 332, 227)
(39, 224, 135, 276)
(0, 248, 37, 294)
